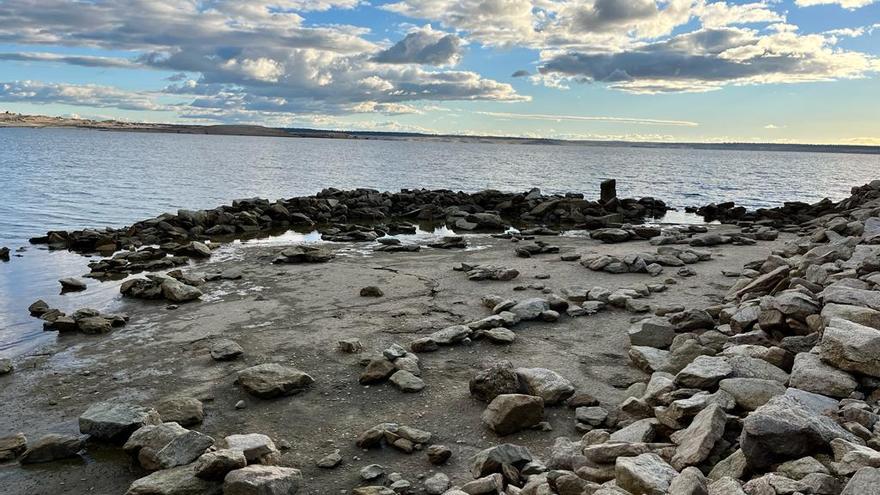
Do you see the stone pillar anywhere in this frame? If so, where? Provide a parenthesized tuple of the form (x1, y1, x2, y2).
(600, 179, 617, 203)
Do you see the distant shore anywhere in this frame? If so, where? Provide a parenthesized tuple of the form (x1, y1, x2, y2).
(3, 110, 879, 155)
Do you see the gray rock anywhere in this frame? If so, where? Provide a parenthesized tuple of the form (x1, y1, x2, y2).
(0, 358, 12, 375)
(741, 393, 861, 468)
(776, 456, 829, 480)
(725, 354, 789, 383)
(428, 325, 472, 345)
(823, 286, 880, 311)
(707, 477, 746, 495)
(822, 303, 880, 330)
(675, 356, 732, 389)
(516, 367, 575, 405)
(671, 404, 726, 470)
(576, 406, 609, 427)
(708, 450, 747, 482)
(616, 453, 679, 495)
(223, 466, 302, 495)
(482, 394, 544, 435)
(316, 449, 342, 469)
(0, 433, 27, 461)
(484, 327, 516, 344)
(718, 378, 785, 411)
(821, 318, 880, 377)
(125, 465, 221, 495)
(155, 430, 214, 469)
(790, 352, 857, 398)
(426, 444, 452, 465)
(668, 466, 708, 495)
(611, 418, 659, 443)
(194, 449, 247, 480)
(161, 278, 202, 302)
(124, 422, 190, 469)
(424, 472, 450, 495)
(360, 464, 385, 481)
(237, 363, 314, 398)
(388, 370, 425, 392)
(509, 298, 550, 321)
(224, 433, 277, 463)
(470, 443, 533, 478)
(156, 397, 204, 427)
(629, 317, 675, 349)
(59, 277, 87, 291)
(831, 438, 880, 476)
(840, 467, 880, 495)
(210, 339, 243, 361)
(630, 346, 671, 373)
(469, 361, 520, 402)
(79, 401, 161, 443)
(19, 434, 83, 464)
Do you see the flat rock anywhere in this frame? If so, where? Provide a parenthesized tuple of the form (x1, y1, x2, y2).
(194, 449, 247, 480)
(629, 317, 675, 349)
(79, 401, 161, 443)
(155, 430, 214, 469)
(223, 466, 302, 495)
(675, 356, 732, 389)
(237, 363, 314, 398)
(125, 465, 221, 495)
(790, 352, 857, 398)
(210, 339, 243, 361)
(515, 367, 574, 405)
(820, 318, 880, 377)
(389, 370, 425, 392)
(224, 434, 277, 463)
(718, 378, 785, 411)
(19, 434, 84, 464)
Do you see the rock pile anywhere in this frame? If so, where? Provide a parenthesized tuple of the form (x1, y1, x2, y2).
(30, 300, 129, 334)
(581, 246, 713, 277)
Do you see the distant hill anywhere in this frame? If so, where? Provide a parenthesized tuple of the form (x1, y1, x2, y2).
(2, 110, 878, 155)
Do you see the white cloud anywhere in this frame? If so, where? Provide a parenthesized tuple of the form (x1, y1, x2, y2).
(795, 0, 877, 9)
(474, 110, 699, 126)
(0, 80, 169, 111)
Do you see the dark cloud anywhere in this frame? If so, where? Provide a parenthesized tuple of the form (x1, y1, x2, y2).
(511, 69, 530, 77)
(373, 29, 463, 65)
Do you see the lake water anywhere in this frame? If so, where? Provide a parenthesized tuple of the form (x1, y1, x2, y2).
(1, 127, 879, 358)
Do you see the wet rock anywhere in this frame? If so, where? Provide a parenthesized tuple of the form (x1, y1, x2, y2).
(161, 278, 202, 303)
(482, 394, 544, 435)
(273, 245, 334, 263)
(470, 361, 521, 403)
(790, 352, 857, 398)
(225, 434, 277, 463)
(741, 393, 860, 468)
(516, 367, 575, 405)
(237, 363, 314, 398)
(426, 444, 452, 465)
(124, 422, 189, 469)
(389, 370, 425, 392)
(126, 465, 221, 495)
(0, 358, 11, 375)
(79, 401, 161, 443)
(223, 465, 302, 495)
(156, 397, 204, 427)
(28, 299, 49, 316)
(59, 277, 87, 292)
(19, 434, 84, 464)
(194, 449, 247, 480)
(616, 453, 678, 495)
(210, 339, 243, 361)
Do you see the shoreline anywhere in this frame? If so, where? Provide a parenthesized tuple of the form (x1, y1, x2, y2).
(3, 111, 880, 155)
(2, 181, 880, 494)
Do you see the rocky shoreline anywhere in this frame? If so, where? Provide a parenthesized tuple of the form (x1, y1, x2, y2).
(3, 181, 880, 495)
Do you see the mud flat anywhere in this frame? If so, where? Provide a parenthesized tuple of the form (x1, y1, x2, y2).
(2, 181, 880, 495)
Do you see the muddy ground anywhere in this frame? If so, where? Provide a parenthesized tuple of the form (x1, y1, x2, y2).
(0, 226, 788, 494)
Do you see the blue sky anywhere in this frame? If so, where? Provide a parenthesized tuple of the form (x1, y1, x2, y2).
(0, 0, 878, 144)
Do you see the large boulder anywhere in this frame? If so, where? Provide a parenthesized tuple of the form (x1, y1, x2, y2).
(237, 364, 314, 398)
(820, 318, 880, 377)
(481, 394, 544, 435)
(79, 401, 161, 443)
(223, 466, 302, 495)
(740, 393, 861, 468)
(515, 367, 575, 405)
(160, 278, 202, 303)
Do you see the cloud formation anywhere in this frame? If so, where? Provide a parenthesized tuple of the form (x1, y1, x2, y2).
(795, 0, 877, 9)
(373, 27, 464, 65)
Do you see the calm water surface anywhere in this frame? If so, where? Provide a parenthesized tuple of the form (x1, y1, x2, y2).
(1, 127, 879, 358)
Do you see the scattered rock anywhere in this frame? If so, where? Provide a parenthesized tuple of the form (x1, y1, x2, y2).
(237, 363, 314, 398)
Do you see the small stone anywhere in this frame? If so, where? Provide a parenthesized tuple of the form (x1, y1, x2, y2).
(210, 339, 243, 361)
(360, 286, 384, 297)
(316, 449, 342, 468)
(426, 444, 452, 465)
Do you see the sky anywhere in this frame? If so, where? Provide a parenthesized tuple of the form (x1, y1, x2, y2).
(0, 0, 879, 144)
